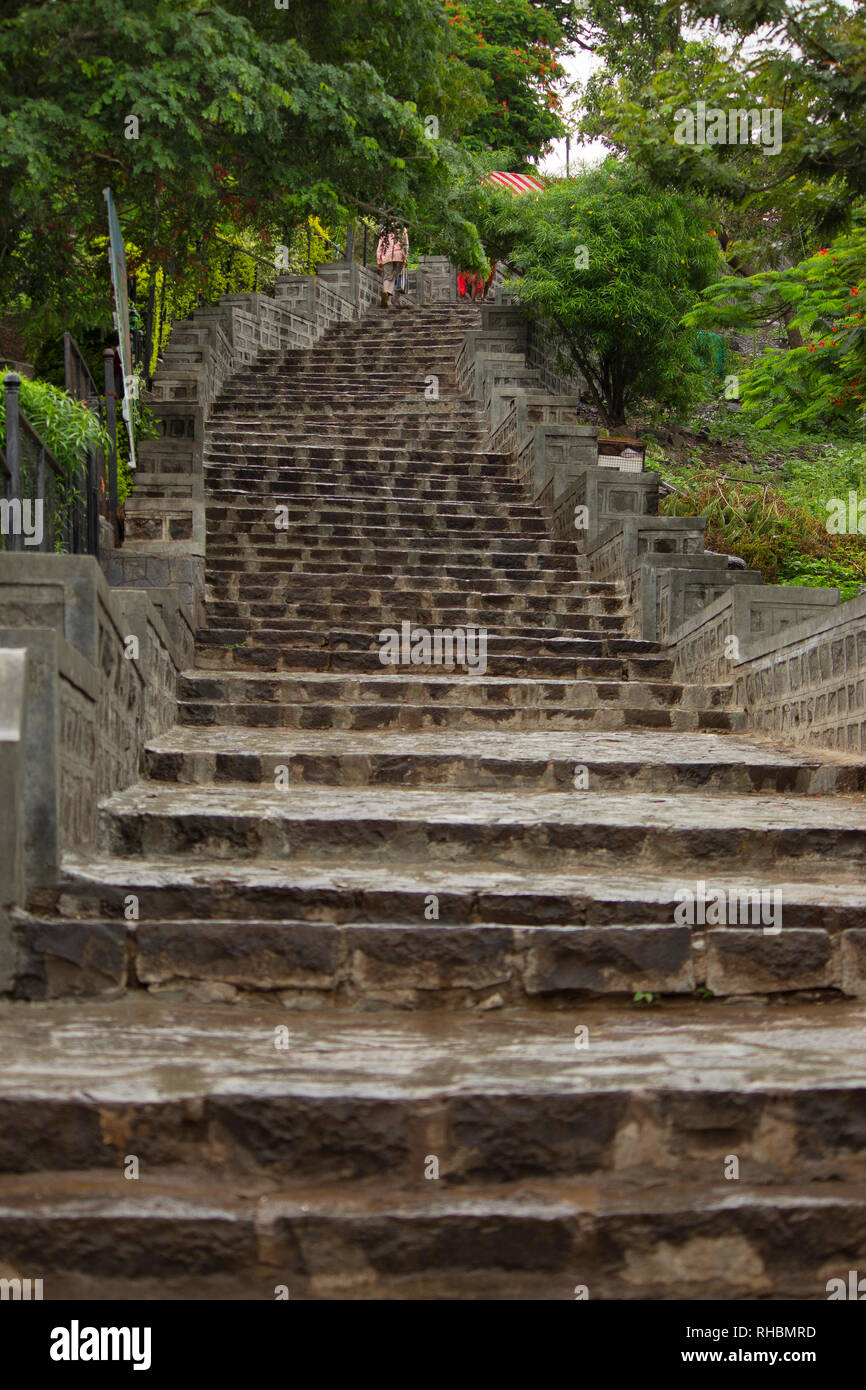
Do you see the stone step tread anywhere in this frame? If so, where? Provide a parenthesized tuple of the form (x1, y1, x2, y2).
(143, 728, 862, 771)
(194, 643, 652, 662)
(205, 483, 525, 494)
(204, 556, 583, 568)
(193, 648, 667, 671)
(176, 708, 744, 735)
(1, 1166, 864, 1301)
(205, 493, 535, 504)
(194, 640, 638, 659)
(99, 784, 866, 835)
(143, 731, 861, 792)
(202, 611, 627, 623)
(178, 670, 703, 690)
(202, 591, 602, 604)
(1, 1163, 863, 1223)
(205, 516, 551, 530)
(205, 591, 615, 606)
(202, 612, 609, 629)
(59, 852, 863, 896)
(176, 676, 711, 704)
(2, 995, 864, 1098)
(205, 494, 528, 505)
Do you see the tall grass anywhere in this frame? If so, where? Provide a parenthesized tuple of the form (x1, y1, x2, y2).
(650, 443, 866, 600)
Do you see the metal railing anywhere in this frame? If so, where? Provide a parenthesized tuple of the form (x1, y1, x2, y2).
(1, 375, 67, 553)
(62, 332, 117, 556)
(210, 233, 281, 296)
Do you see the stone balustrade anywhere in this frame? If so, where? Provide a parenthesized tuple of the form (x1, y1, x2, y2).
(454, 296, 863, 752)
(0, 555, 192, 986)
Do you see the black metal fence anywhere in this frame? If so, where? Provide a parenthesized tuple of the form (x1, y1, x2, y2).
(1, 335, 119, 557)
(1, 374, 65, 553)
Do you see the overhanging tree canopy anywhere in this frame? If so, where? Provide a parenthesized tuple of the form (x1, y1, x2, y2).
(0, 0, 489, 338)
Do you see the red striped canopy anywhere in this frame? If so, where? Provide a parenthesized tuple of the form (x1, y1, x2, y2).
(482, 171, 545, 195)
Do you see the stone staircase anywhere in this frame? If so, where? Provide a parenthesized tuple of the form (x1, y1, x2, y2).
(7, 302, 866, 1300)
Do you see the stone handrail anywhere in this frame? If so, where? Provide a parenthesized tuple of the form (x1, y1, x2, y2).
(0, 553, 194, 991)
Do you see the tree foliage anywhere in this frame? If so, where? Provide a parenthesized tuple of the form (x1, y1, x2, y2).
(479, 162, 723, 426)
(575, 1, 866, 253)
(443, 0, 573, 166)
(0, 0, 488, 339)
(685, 211, 866, 430)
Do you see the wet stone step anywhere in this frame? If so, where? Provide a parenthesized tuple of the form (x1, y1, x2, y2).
(192, 648, 661, 681)
(96, 785, 866, 875)
(3, 998, 866, 1182)
(177, 701, 741, 734)
(1, 1167, 864, 1298)
(142, 728, 865, 795)
(42, 855, 864, 934)
(198, 628, 645, 655)
(175, 672, 719, 710)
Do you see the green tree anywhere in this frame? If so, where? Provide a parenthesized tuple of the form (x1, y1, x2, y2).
(0, 0, 486, 342)
(571, 0, 685, 131)
(444, 0, 572, 166)
(684, 212, 866, 430)
(479, 162, 722, 426)
(576, 1, 866, 252)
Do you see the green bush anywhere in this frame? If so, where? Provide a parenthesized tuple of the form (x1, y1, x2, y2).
(0, 370, 109, 551)
(0, 370, 108, 476)
(650, 439, 866, 600)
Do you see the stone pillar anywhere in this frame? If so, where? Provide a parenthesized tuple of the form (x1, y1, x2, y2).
(0, 647, 26, 990)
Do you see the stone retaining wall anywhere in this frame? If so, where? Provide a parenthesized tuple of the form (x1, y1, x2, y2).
(0, 557, 191, 985)
(457, 299, 864, 753)
(579, 476, 864, 751)
(554, 469, 660, 549)
(526, 316, 585, 398)
(670, 587, 866, 750)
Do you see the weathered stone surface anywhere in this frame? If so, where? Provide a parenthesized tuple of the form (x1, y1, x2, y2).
(136, 920, 339, 990)
(210, 1095, 413, 1177)
(345, 924, 513, 993)
(524, 925, 693, 995)
(6, 300, 866, 1301)
(17, 919, 127, 998)
(704, 929, 835, 995)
